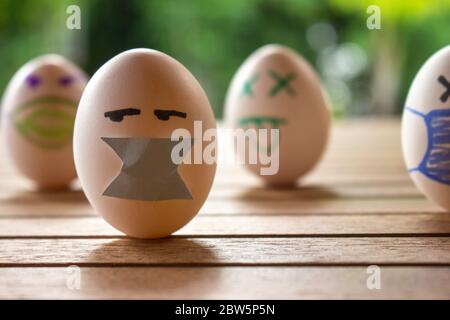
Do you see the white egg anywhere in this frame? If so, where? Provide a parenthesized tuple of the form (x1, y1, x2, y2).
(1, 55, 87, 188)
(402, 45, 450, 211)
(224, 44, 330, 186)
(73, 49, 216, 239)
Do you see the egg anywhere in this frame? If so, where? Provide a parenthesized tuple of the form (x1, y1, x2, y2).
(1, 54, 87, 188)
(73, 49, 217, 239)
(402, 45, 450, 211)
(224, 44, 330, 186)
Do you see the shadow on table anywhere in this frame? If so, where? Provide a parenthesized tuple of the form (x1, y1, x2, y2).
(0, 179, 87, 205)
(234, 184, 339, 202)
(82, 238, 222, 298)
(0, 188, 87, 204)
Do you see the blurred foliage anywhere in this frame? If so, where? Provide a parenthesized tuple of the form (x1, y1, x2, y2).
(0, 0, 449, 118)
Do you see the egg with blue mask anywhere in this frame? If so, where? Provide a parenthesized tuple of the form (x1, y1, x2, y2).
(402, 45, 450, 211)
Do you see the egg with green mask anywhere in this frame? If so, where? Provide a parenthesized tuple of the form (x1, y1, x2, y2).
(1, 54, 88, 189)
(224, 45, 331, 187)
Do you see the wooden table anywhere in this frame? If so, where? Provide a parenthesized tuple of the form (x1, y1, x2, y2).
(1, 118, 449, 299)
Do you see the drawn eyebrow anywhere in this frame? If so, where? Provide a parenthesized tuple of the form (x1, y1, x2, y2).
(104, 108, 141, 122)
(154, 109, 187, 121)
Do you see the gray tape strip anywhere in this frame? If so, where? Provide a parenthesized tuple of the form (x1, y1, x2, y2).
(101, 137, 193, 201)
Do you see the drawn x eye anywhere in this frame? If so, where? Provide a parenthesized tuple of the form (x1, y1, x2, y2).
(268, 70, 296, 97)
(242, 74, 259, 97)
(154, 109, 187, 121)
(438, 75, 450, 103)
(104, 108, 141, 122)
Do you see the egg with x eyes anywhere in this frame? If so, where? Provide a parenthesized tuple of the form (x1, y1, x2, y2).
(224, 45, 330, 186)
(1, 54, 87, 189)
(402, 45, 450, 211)
(74, 49, 216, 239)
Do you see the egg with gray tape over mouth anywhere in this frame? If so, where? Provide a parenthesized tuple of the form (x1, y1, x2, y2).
(402, 45, 450, 211)
(73, 49, 217, 239)
(224, 44, 330, 186)
(0, 54, 88, 188)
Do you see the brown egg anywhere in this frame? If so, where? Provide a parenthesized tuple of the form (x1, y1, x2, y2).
(73, 49, 217, 239)
(402, 45, 450, 211)
(224, 45, 330, 186)
(1, 54, 87, 188)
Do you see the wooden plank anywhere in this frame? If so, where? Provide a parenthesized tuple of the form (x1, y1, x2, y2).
(0, 163, 411, 183)
(217, 163, 408, 174)
(0, 203, 93, 217)
(209, 184, 422, 200)
(1, 266, 449, 299)
(1, 237, 450, 265)
(1, 118, 445, 301)
(199, 199, 441, 215)
(1, 214, 450, 237)
(0, 180, 422, 202)
(215, 172, 412, 186)
(0, 198, 442, 218)
(0, 181, 422, 200)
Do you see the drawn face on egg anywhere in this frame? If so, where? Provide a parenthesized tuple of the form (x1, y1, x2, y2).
(404, 50, 450, 187)
(225, 45, 330, 186)
(101, 104, 193, 202)
(10, 58, 83, 149)
(405, 74, 450, 186)
(236, 66, 303, 155)
(402, 45, 450, 211)
(74, 49, 217, 238)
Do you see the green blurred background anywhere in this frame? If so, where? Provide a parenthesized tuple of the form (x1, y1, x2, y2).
(0, 0, 449, 118)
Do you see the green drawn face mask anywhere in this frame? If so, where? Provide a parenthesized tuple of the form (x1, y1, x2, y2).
(238, 116, 286, 155)
(12, 96, 77, 149)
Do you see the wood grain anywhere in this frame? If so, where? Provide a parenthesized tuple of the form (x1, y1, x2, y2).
(1, 237, 450, 266)
(1, 118, 449, 299)
(0, 198, 442, 218)
(1, 267, 449, 299)
(0, 180, 422, 200)
(1, 214, 450, 237)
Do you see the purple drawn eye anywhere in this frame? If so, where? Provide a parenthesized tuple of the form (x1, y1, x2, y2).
(59, 75, 76, 86)
(26, 74, 40, 88)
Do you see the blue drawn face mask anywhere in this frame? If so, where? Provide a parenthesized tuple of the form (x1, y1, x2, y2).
(405, 107, 450, 185)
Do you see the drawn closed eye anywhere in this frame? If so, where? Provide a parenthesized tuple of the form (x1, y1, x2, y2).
(104, 108, 141, 122)
(154, 109, 187, 121)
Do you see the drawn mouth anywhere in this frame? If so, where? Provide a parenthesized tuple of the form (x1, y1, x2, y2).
(238, 116, 286, 154)
(12, 96, 77, 149)
(239, 116, 286, 129)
